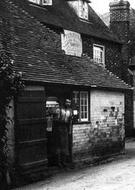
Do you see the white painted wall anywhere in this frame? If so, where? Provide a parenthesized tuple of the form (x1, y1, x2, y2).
(90, 90, 125, 126)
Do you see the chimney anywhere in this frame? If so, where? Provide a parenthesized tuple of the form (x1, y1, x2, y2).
(109, 0, 130, 82)
(109, 0, 130, 43)
(110, 1, 133, 133)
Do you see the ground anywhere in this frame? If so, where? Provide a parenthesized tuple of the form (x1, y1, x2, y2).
(13, 139, 135, 190)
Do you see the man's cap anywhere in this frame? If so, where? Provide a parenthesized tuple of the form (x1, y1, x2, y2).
(46, 96, 59, 107)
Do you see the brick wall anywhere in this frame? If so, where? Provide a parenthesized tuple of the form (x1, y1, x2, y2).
(82, 36, 124, 80)
(73, 90, 125, 161)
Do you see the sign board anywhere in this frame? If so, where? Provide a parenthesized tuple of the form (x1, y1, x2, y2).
(61, 30, 82, 57)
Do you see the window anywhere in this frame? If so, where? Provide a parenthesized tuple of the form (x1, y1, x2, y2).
(79, 0, 88, 20)
(28, 0, 52, 6)
(80, 92, 88, 121)
(93, 44, 105, 66)
(72, 91, 89, 122)
(68, 0, 89, 20)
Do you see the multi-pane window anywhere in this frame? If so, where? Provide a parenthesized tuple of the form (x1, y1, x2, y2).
(80, 92, 88, 121)
(72, 91, 89, 122)
(79, 0, 88, 20)
(93, 45, 105, 66)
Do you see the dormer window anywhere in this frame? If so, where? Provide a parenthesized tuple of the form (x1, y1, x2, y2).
(68, 0, 90, 21)
(79, 0, 88, 20)
(28, 0, 52, 6)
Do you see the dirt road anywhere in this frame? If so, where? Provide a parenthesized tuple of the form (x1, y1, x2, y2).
(13, 140, 135, 190)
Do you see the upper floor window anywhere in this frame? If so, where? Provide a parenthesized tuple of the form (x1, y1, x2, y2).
(28, 0, 52, 6)
(68, 0, 90, 21)
(79, 0, 88, 20)
(93, 44, 105, 66)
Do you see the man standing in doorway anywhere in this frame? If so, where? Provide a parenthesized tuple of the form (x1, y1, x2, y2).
(55, 99, 73, 167)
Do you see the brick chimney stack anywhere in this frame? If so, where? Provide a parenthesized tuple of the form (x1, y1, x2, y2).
(109, 0, 130, 43)
(109, 0, 130, 83)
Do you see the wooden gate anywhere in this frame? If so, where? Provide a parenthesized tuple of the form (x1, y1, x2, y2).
(15, 87, 47, 173)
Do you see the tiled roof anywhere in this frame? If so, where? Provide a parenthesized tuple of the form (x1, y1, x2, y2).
(14, 48, 131, 90)
(11, 0, 121, 43)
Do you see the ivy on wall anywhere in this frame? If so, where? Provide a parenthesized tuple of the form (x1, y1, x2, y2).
(0, 49, 24, 187)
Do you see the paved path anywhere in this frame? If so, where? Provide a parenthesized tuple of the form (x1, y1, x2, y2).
(13, 140, 135, 190)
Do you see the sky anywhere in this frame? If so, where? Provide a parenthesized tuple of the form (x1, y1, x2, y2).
(90, 0, 135, 14)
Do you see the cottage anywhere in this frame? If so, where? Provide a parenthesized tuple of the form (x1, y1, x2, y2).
(0, 0, 132, 183)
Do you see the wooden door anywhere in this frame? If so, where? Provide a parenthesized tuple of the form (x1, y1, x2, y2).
(15, 87, 47, 172)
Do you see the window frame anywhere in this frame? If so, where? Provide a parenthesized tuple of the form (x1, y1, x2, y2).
(93, 44, 105, 66)
(80, 91, 89, 122)
(72, 90, 89, 123)
(78, 0, 89, 20)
